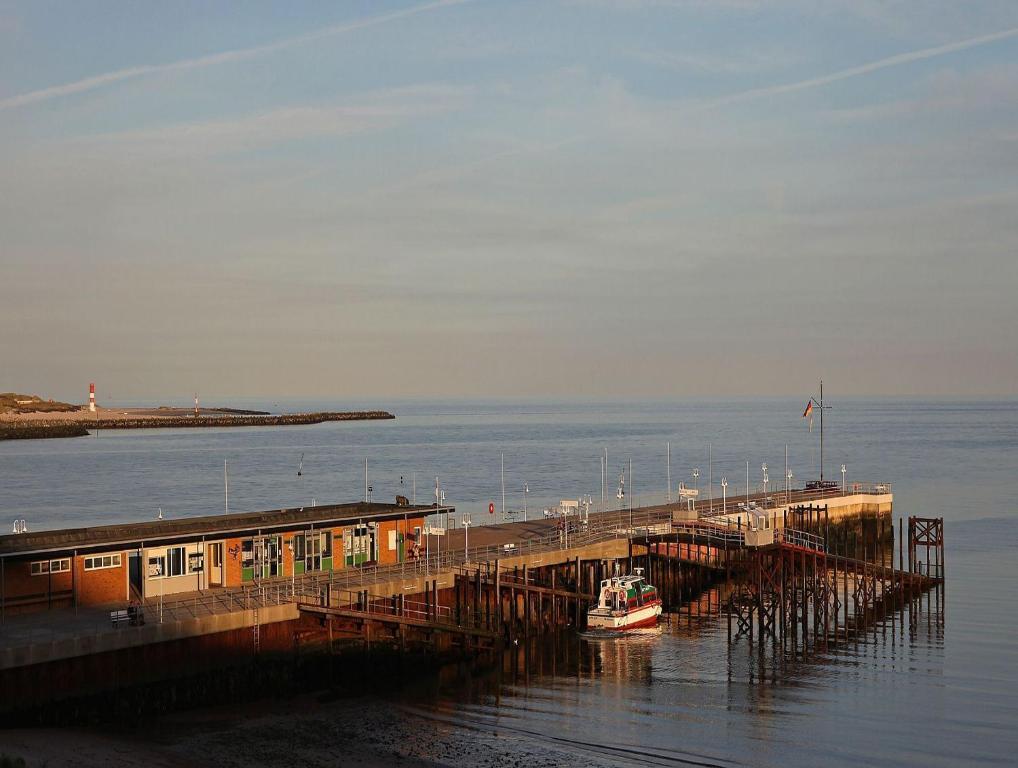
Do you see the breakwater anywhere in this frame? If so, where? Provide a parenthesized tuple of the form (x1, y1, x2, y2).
(0, 411, 394, 441)
(0, 424, 90, 440)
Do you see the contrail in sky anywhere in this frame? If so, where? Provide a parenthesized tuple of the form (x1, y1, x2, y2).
(704, 26, 1018, 109)
(0, 0, 471, 111)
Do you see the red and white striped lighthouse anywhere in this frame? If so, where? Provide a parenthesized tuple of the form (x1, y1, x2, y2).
(88, 383, 96, 412)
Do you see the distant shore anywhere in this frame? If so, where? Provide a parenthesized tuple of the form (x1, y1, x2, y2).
(0, 407, 395, 441)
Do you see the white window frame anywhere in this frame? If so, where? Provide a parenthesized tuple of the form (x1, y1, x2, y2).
(84, 553, 122, 571)
(166, 546, 186, 578)
(30, 558, 70, 576)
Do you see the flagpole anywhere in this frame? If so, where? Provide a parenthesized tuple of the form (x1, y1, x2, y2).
(819, 379, 824, 482)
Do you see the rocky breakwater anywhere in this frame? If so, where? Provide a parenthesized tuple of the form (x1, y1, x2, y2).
(0, 423, 90, 440)
(0, 411, 395, 440)
(89, 411, 395, 430)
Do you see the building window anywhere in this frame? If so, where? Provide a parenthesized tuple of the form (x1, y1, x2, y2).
(30, 558, 70, 576)
(84, 553, 122, 571)
(148, 556, 165, 578)
(167, 546, 186, 577)
(241, 540, 255, 570)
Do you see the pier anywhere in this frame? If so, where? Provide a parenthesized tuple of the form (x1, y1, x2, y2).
(0, 483, 944, 721)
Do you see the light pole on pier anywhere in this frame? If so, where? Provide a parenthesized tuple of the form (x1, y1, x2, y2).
(692, 467, 699, 514)
(786, 469, 793, 505)
(629, 458, 634, 530)
(666, 442, 671, 503)
(288, 540, 295, 597)
(721, 477, 728, 513)
(841, 464, 847, 496)
(762, 463, 769, 501)
(524, 482, 529, 522)
(600, 454, 605, 512)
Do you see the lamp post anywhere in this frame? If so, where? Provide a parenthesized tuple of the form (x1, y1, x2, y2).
(524, 482, 529, 522)
(762, 463, 769, 501)
(841, 464, 847, 496)
(666, 442, 671, 503)
(692, 467, 699, 514)
(600, 454, 605, 512)
(288, 540, 295, 597)
(786, 469, 793, 505)
(462, 517, 471, 563)
(721, 476, 728, 513)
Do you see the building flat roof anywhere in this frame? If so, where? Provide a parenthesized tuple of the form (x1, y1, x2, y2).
(0, 501, 448, 558)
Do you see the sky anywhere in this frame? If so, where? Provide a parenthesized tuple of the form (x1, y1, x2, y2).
(1, 0, 1017, 403)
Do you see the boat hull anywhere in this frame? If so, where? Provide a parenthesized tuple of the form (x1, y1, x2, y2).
(586, 600, 662, 631)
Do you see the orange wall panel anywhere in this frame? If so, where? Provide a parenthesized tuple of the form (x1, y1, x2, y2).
(2, 559, 73, 602)
(74, 554, 127, 606)
(223, 537, 245, 587)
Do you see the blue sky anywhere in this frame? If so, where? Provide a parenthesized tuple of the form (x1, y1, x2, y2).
(1, 1, 1017, 401)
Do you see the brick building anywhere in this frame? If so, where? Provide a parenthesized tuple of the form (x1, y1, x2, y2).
(0, 501, 436, 615)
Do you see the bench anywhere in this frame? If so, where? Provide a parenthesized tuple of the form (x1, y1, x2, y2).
(110, 606, 145, 627)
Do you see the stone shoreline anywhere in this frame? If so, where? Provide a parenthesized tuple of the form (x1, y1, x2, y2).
(0, 411, 394, 441)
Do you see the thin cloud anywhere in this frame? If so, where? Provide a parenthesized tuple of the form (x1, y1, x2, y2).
(703, 26, 1018, 109)
(627, 46, 796, 75)
(0, 0, 471, 111)
(56, 84, 471, 161)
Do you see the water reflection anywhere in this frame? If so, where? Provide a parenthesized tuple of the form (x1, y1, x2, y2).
(409, 576, 949, 768)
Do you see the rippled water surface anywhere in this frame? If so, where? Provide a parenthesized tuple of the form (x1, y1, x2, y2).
(2, 398, 1016, 764)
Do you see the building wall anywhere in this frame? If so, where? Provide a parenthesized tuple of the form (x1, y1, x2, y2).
(223, 537, 245, 586)
(1, 557, 74, 611)
(380, 519, 402, 565)
(377, 515, 424, 565)
(75, 552, 128, 606)
(142, 542, 207, 598)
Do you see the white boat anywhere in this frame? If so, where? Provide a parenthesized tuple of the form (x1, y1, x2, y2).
(586, 567, 663, 630)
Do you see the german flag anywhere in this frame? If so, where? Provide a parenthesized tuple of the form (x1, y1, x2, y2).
(803, 400, 814, 432)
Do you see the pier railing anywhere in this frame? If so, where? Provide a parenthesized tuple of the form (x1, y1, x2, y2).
(775, 528, 827, 552)
(606, 482, 892, 520)
(298, 588, 455, 625)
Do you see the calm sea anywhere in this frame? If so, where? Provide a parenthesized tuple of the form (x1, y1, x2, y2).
(2, 398, 1016, 765)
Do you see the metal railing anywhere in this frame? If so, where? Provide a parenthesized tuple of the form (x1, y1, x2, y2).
(299, 588, 454, 625)
(694, 481, 892, 515)
(668, 521, 746, 547)
(776, 528, 827, 552)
